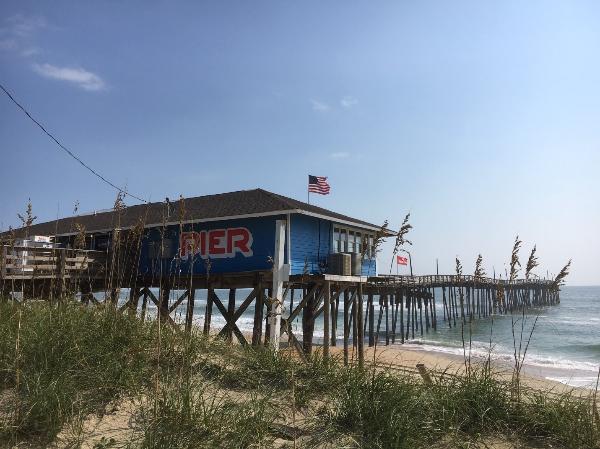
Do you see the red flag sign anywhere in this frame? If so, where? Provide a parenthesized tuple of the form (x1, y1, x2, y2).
(397, 255, 408, 266)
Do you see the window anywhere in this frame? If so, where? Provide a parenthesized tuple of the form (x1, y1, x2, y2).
(333, 228, 340, 253)
(333, 226, 374, 257)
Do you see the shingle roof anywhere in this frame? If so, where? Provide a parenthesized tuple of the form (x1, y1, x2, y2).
(5, 189, 390, 237)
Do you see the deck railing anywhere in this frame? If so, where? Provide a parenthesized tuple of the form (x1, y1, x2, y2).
(373, 273, 554, 286)
(0, 245, 106, 280)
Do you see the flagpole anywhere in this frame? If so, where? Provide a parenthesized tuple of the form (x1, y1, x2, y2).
(307, 175, 310, 204)
(400, 249, 413, 277)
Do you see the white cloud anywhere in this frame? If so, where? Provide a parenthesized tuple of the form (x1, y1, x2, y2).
(330, 151, 350, 159)
(310, 98, 330, 112)
(33, 63, 106, 91)
(0, 14, 45, 57)
(6, 14, 47, 37)
(340, 96, 358, 108)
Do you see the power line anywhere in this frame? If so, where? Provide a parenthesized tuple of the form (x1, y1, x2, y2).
(0, 82, 148, 203)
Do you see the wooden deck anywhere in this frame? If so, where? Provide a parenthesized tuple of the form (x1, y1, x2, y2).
(1, 245, 105, 278)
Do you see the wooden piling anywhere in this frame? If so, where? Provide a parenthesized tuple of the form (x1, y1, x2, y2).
(203, 284, 213, 336)
(185, 286, 195, 333)
(343, 288, 350, 365)
(252, 279, 264, 346)
(357, 282, 365, 368)
(323, 281, 331, 358)
(368, 292, 375, 347)
(226, 288, 236, 343)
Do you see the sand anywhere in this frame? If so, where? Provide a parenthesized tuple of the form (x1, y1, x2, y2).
(327, 343, 592, 395)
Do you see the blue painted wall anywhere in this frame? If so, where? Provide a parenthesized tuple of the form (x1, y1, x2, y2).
(137, 212, 378, 276)
(289, 214, 378, 276)
(138, 215, 284, 276)
(362, 257, 377, 277)
(289, 214, 331, 275)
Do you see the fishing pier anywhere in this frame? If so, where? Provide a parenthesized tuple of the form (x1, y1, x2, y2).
(1, 189, 560, 366)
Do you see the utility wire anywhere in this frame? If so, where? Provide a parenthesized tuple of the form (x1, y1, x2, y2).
(0, 82, 148, 203)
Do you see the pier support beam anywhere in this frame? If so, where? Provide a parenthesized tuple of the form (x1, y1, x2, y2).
(268, 220, 287, 351)
(323, 281, 331, 357)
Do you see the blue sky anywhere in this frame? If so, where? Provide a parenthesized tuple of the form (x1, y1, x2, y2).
(1, 1, 599, 284)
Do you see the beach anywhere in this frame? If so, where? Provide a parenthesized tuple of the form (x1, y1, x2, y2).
(136, 284, 600, 391)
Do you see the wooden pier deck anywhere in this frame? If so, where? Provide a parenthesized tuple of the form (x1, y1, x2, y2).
(1, 245, 560, 366)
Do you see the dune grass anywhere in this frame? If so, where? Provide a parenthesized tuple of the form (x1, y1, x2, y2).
(0, 300, 598, 448)
(314, 364, 600, 448)
(0, 301, 164, 444)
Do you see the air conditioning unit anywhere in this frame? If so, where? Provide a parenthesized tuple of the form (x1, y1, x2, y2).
(328, 253, 351, 276)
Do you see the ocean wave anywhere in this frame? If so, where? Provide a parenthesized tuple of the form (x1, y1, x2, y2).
(400, 341, 600, 373)
(558, 343, 600, 354)
(544, 317, 600, 326)
(545, 376, 600, 389)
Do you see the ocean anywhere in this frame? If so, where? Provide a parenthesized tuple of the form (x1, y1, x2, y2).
(396, 285, 600, 388)
(129, 285, 600, 389)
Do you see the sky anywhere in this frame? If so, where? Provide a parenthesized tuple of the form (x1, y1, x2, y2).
(1, 1, 599, 285)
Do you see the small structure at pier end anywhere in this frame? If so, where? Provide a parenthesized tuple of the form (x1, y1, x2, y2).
(0, 188, 560, 366)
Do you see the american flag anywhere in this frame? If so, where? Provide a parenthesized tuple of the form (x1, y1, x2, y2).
(308, 175, 330, 195)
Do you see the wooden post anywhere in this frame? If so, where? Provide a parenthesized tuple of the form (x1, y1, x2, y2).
(227, 288, 236, 343)
(185, 286, 195, 333)
(141, 287, 148, 322)
(357, 282, 364, 368)
(443, 286, 450, 327)
(351, 290, 357, 349)
(204, 284, 213, 336)
(331, 286, 338, 347)
(405, 291, 411, 341)
(368, 292, 375, 347)
(159, 282, 171, 322)
(264, 287, 272, 346)
(375, 295, 384, 345)
(80, 282, 93, 305)
(424, 293, 430, 332)
(391, 293, 398, 343)
(128, 286, 139, 315)
(419, 295, 424, 337)
(417, 363, 433, 385)
(385, 294, 390, 346)
(323, 281, 331, 358)
(252, 278, 264, 346)
(302, 285, 316, 354)
(343, 289, 350, 365)
(400, 289, 405, 344)
(411, 295, 415, 336)
(432, 287, 437, 330)
(268, 219, 286, 350)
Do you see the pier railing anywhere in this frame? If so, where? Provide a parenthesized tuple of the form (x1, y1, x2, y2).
(0, 245, 106, 280)
(373, 274, 554, 287)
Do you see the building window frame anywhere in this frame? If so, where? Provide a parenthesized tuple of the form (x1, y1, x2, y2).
(332, 225, 375, 258)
